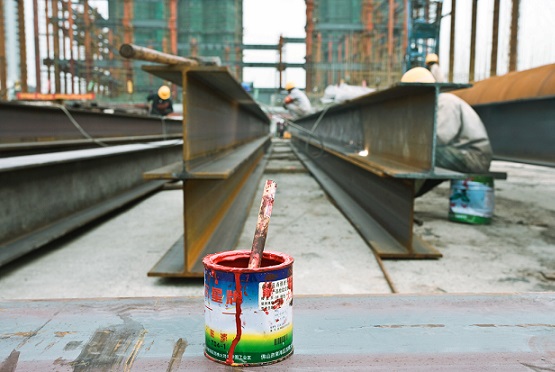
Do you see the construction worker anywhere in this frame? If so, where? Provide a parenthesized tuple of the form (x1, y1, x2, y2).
(283, 81, 313, 118)
(147, 85, 174, 116)
(425, 53, 445, 83)
(401, 67, 493, 197)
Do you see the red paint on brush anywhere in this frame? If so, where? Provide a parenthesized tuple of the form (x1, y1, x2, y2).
(249, 180, 277, 269)
(226, 272, 243, 364)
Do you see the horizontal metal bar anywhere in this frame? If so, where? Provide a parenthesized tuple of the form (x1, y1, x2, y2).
(0, 141, 183, 267)
(241, 62, 306, 69)
(293, 84, 441, 173)
(0, 135, 183, 157)
(148, 147, 269, 277)
(0, 101, 182, 145)
(242, 44, 279, 50)
(142, 65, 271, 277)
(473, 96, 555, 167)
(291, 140, 441, 259)
(287, 84, 484, 259)
(2, 293, 553, 369)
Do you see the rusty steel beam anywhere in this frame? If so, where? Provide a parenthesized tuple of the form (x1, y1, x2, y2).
(1, 293, 554, 369)
(452, 63, 555, 105)
(140, 64, 270, 277)
(452, 64, 555, 167)
(119, 43, 198, 66)
(0, 101, 182, 147)
(0, 140, 183, 268)
(289, 85, 442, 259)
(472, 96, 555, 167)
(289, 83, 505, 259)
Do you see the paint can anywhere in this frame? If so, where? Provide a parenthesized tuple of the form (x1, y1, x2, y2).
(203, 250, 294, 366)
(449, 176, 494, 224)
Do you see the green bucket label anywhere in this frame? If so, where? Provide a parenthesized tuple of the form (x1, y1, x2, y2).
(449, 177, 494, 224)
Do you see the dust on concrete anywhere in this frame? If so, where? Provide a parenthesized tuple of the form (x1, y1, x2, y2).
(384, 161, 555, 294)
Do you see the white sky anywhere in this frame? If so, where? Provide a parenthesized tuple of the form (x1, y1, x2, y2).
(242, 0, 306, 88)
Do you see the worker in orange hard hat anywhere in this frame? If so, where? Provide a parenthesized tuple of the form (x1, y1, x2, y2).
(425, 53, 445, 83)
(147, 85, 174, 116)
(401, 68, 492, 197)
(283, 81, 313, 118)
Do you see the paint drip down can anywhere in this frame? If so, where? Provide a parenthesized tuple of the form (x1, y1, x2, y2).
(449, 176, 494, 224)
(203, 250, 294, 366)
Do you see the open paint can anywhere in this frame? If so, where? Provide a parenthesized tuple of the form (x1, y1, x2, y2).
(203, 250, 294, 366)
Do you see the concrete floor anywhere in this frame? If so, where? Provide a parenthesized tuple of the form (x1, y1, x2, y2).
(0, 139, 554, 299)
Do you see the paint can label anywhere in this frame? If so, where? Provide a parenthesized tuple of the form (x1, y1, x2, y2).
(449, 177, 494, 224)
(204, 252, 293, 366)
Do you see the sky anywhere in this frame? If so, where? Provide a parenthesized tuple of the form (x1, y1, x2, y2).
(242, 0, 307, 88)
(12, 0, 555, 91)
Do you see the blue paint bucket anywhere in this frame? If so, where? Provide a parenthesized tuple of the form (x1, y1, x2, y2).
(449, 176, 494, 224)
(203, 250, 294, 366)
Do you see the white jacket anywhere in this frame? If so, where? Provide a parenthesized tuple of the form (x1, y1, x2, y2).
(436, 93, 493, 172)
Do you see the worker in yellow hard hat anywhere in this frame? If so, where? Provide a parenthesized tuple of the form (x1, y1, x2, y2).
(147, 85, 174, 116)
(400, 68, 492, 197)
(283, 81, 313, 118)
(424, 53, 445, 83)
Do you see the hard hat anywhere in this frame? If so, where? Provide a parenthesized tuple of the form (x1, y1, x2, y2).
(158, 85, 171, 100)
(285, 81, 296, 90)
(425, 53, 439, 64)
(401, 67, 436, 83)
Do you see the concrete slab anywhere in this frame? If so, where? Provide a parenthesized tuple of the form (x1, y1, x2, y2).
(385, 161, 555, 293)
(0, 140, 553, 300)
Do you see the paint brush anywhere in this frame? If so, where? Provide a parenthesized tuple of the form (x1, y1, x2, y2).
(248, 180, 277, 269)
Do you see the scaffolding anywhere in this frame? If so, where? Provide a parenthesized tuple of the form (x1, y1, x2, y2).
(305, 0, 442, 93)
(108, 0, 243, 101)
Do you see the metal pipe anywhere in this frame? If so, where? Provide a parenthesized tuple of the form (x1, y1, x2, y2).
(305, 0, 314, 92)
(44, 0, 52, 93)
(0, 0, 7, 100)
(508, 0, 519, 72)
(52, 0, 61, 93)
(490, 0, 500, 77)
(119, 43, 198, 66)
(387, 0, 394, 85)
(67, 0, 75, 93)
(32, 0, 41, 93)
(448, 0, 456, 82)
(469, 0, 478, 82)
(17, 0, 28, 92)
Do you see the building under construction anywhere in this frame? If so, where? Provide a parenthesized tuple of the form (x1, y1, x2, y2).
(0, 0, 531, 104)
